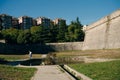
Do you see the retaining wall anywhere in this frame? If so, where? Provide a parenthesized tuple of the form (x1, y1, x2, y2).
(47, 42, 83, 51)
(0, 43, 50, 54)
(0, 42, 83, 54)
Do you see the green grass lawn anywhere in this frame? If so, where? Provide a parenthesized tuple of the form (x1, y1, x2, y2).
(69, 60, 120, 80)
(1, 49, 120, 61)
(0, 65, 37, 80)
(0, 54, 41, 61)
(55, 49, 120, 59)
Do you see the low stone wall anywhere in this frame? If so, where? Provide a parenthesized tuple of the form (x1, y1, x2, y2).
(0, 42, 83, 54)
(0, 43, 50, 54)
(47, 42, 83, 51)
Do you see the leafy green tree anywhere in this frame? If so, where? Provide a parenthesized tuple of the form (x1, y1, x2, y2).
(74, 28, 85, 41)
(67, 24, 76, 41)
(57, 20, 67, 42)
(0, 19, 2, 30)
(30, 26, 44, 44)
(0, 32, 3, 39)
(2, 28, 19, 44)
(49, 26, 58, 42)
(17, 29, 31, 44)
(42, 29, 53, 43)
(17, 30, 25, 44)
(23, 29, 31, 44)
(0, 26, 3, 30)
(66, 17, 84, 42)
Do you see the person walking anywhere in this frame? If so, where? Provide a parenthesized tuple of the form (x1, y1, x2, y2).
(29, 51, 32, 66)
(29, 51, 32, 59)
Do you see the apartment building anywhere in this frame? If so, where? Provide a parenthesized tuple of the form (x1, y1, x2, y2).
(12, 18, 19, 29)
(53, 18, 66, 26)
(0, 14, 12, 29)
(0, 18, 2, 30)
(32, 19, 37, 26)
(18, 16, 33, 29)
(36, 17, 50, 28)
(0, 14, 67, 30)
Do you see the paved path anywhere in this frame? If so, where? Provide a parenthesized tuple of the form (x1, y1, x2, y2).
(32, 65, 75, 80)
(18, 65, 75, 80)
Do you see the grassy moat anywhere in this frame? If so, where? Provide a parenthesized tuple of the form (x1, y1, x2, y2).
(0, 49, 120, 80)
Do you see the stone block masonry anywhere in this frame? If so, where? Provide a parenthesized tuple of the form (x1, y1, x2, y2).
(83, 9, 120, 50)
(46, 42, 83, 51)
(0, 42, 83, 54)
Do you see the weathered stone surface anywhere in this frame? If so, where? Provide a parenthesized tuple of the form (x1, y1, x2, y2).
(0, 42, 83, 54)
(47, 42, 83, 51)
(83, 9, 120, 50)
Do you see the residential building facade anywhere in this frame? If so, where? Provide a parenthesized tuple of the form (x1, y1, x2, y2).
(53, 18, 66, 26)
(32, 19, 37, 26)
(36, 17, 50, 28)
(0, 18, 2, 30)
(0, 14, 67, 30)
(0, 14, 12, 29)
(18, 16, 33, 29)
(12, 18, 19, 29)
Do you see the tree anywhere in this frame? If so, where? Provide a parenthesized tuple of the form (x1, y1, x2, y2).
(66, 24, 77, 42)
(2, 28, 19, 44)
(0, 18, 2, 30)
(17, 29, 31, 44)
(17, 30, 25, 44)
(0, 32, 3, 39)
(74, 28, 85, 41)
(66, 17, 84, 42)
(30, 26, 44, 44)
(76, 17, 83, 29)
(49, 26, 58, 42)
(57, 20, 67, 42)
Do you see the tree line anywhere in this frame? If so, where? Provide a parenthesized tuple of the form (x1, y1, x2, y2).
(0, 17, 85, 44)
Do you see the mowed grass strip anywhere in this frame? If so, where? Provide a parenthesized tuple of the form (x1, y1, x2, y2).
(0, 54, 41, 61)
(69, 60, 120, 80)
(0, 65, 37, 80)
(56, 49, 120, 59)
(1, 49, 120, 61)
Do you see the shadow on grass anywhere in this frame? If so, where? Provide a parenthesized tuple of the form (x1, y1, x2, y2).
(0, 58, 8, 64)
(0, 58, 42, 66)
(20, 59, 42, 66)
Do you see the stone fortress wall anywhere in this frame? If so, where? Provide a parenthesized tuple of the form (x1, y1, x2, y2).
(83, 9, 120, 50)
